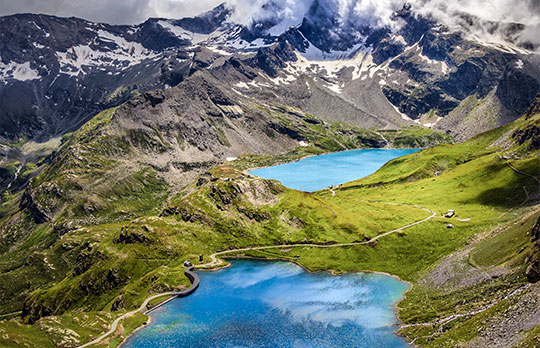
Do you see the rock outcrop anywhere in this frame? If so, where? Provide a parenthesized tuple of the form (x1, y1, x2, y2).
(113, 225, 153, 245)
(19, 186, 51, 224)
(526, 216, 540, 283)
(512, 124, 540, 150)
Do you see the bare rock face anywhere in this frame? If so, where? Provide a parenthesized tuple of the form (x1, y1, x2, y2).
(532, 216, 540, 242)
(526, 216, 540, 283)
(1, 2, 539, 143)
(0, 10, 228, 141)
(512, 124, 540, 150)
(113, 225, 152, 245)
(524, 94, 540, 119)
(111, 295, 126, 312)
(19, 186, 51, 224)
(73, 244, 104, 276)
(526, 260, 540, 283)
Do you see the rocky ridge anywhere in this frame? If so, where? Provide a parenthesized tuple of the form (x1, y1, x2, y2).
(1, 3, 539, 143)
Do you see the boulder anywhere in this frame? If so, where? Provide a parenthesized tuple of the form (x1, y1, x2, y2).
(113, 226, 152, 245)
(526, 262, 540, 283)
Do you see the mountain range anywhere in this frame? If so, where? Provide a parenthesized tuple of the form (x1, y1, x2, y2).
(1, 2, 539, 143)
(0, 1, 539, 348)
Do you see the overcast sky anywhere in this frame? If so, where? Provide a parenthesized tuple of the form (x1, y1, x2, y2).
(0, 0, 224, 24)
(0, 0, 539, 35)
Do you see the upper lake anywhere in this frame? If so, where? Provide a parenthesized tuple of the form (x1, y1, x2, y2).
(249, 148, 420, 192)
(122, 260, 410, 348)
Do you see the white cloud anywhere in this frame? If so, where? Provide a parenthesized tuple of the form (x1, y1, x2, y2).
(0, 0, 223, 24)
(1, 0, 539, 48)
(351, 0, 404, 29)
(408, 0, 540, 49)
(226, 0, 312, 34)
(228, 0, 539, 49)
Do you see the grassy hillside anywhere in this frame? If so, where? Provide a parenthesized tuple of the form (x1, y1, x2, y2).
(0, 96, 537, 347)
(236, 115, 538, 281)
(239, 100, 540, 346)
(0, 83, 453, 320)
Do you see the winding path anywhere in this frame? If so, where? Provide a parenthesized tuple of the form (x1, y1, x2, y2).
(197, 202, 437, 269)
(0, 311, 22, 319)
(505, 161, 540, 185)
(398, 161, 538, 343)
(76, 202, 436, 347)
(402, 283, 533, 344)
(73, 159, 537, 347)
(77, 267, 199, 348)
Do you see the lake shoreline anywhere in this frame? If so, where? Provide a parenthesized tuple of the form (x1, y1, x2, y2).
(117, 316, 152, 348)
(121, 257, 413, 348)
(247, 148, 421, 192)
(241, 146, 422, 179)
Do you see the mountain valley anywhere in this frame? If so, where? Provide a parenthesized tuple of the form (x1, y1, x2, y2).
(0, 1, 539, 347)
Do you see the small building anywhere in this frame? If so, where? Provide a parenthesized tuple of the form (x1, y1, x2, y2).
(446, 224, 454, 229)
(445, 210, 455, 218)
(184, 260, 193, 267)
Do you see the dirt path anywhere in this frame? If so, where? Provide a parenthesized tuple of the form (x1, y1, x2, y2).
(73, 159, 536, 347)
(505, 161, 540, 185)
(0, 311, 22, 319)
(77, 267, 198, 348)
(196, 202, 437, 269)
(402, 283, 533, 344)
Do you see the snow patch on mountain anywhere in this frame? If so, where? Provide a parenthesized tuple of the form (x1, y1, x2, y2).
(477, 41, 531, 55)
(440, 61, 449, 74)
(269, 73, 296, 86)
(0, 61, 40, 81)
(55, 31, 158, 76)
(390, 102, 419, 124)
(226, 36, 272, 50)
(288, 41, 375, 82)
(97, 30, 147, 56)
(206, 46, 233, 56)
(157, 20, 211, 44)
(235, 81, 249, 89)
(422, 116, 443, 128)
(325, 80, 345, 94)
(32, 42, 46, 49)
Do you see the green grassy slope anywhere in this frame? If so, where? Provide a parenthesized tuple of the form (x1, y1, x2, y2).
(217, 100, 540, 346)
(0, 94, 453, 322)
(0, 99, 537, 347)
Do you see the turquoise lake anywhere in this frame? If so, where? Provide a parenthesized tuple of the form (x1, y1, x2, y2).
(249, 148, 420, 192)
(122, 260, 410, 348)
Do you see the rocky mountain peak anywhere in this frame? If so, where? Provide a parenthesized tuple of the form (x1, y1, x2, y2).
(0, 2, 539, 143)
(172, 3, 233, 34)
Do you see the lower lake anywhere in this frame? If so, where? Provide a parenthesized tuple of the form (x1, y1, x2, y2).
(122, 260, 410, 348)
(248, 148, 420, 192)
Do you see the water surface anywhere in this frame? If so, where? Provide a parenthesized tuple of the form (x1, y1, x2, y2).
(249, 149, 420, 192)
(123, 260, 410, 348)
